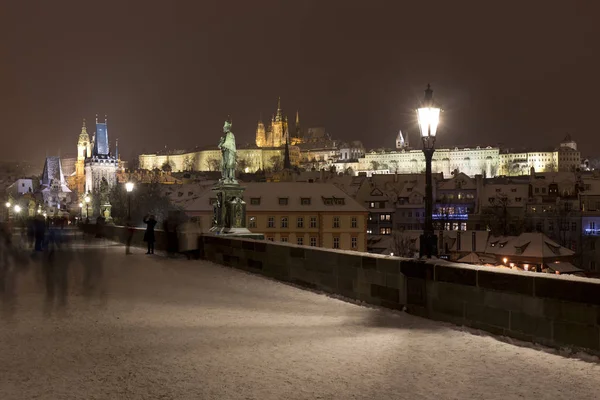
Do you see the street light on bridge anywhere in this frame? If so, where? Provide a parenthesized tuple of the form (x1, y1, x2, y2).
(125, 182, 134, 220)
(84, 194, 91, 221)
(418, 84, 441, 259)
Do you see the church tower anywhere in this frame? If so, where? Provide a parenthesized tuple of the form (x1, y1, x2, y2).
(256, 119, 266, 147)
(84, 114, 119, 197)
(75, 119, 90, 194)
(396, 130, 405, 149)
(271, 97, 288, 147)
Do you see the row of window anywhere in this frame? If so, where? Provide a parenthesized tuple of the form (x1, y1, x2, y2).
(266, 235, 359, 249)
(249, 197, 345, 206)
(249, 216, 358, 229)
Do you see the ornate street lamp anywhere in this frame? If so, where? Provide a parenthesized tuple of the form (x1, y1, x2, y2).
(125, 182, 134, 219)
(84, 194, 91, 220)
(417, 84, 441, 258)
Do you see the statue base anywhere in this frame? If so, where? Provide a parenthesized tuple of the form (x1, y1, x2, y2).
(210, 181, 264, 241)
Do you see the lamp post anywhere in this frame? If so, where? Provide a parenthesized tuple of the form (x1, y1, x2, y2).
(125, 182, 134, 220)
(84, 194, 91, 221)
(417, 84, 441, 258)
(79, 202, 83, 220)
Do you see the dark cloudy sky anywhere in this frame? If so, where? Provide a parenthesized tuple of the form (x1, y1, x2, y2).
(1, 0, 599, 164)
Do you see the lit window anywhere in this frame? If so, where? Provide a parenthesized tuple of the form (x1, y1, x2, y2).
(310, 217, 317, 228)
(333, 216, 340, 228)
(333, 237, 340, 249)
(268, 217, 274, 228)
(297, 217, 304, 228)
(310, 237, 317, 247)
(248, 216, 256, 228)
(351, 217, 357, 228)
(281, 217, 288, 228)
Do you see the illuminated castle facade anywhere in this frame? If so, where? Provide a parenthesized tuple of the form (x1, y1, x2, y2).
(255, 98, 291, 148)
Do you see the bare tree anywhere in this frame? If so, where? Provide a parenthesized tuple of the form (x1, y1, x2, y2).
(391, 231, 417, 258)
(205, 157, 220, 172)
(370, 160, 380, 171)
(183, 155, 194, 172)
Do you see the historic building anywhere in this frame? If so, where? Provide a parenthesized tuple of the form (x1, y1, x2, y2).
(84, 116, 119, 194)
(334, 133, 582, 179)
(255, 98, 290, 148)
(179, 182, 369, 251)
(40, 156, 72, 214)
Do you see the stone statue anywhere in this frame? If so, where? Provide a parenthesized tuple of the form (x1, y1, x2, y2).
(99, 177, 110, 204)
(218, 119, 237, 183)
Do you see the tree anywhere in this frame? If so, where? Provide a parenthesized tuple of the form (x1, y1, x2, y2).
(183, 155, 194, 172)
(389, 160, 399, 173)
(237, 157, 250, 173)
(205, 157, 220, 172)
(481, 194, 513, 236)
(391, 231, 417, 258)
(161, 160, 173, 173)
(108, 182, 179, 226)
(370, 161, 380, 171)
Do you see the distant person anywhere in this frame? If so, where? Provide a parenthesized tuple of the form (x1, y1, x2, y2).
(143, 215, 157, 254)
(95, 215, 105, 238)
(26, 217, 35, 249)
(33, 215, 46, 252)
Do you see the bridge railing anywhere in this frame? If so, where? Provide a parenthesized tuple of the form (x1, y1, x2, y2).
(91, 224, 600, 355)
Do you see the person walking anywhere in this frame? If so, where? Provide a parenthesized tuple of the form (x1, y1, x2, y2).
(143, 215, 157, 254)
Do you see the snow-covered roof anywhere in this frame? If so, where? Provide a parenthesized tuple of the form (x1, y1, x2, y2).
(184, 182, 368, 213)
(485, 232, 574, 259)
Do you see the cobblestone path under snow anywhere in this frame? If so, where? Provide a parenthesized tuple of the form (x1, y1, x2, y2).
(0, 237, 599, 400)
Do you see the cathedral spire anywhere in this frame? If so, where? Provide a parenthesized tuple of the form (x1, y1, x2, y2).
(275, 97, 282, 122)
(81, 118, 87, 135)
(115, 138, 119, 159)
(283, 134, 291, 170)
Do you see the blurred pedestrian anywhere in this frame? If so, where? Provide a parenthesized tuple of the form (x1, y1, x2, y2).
(143, 214, 157, 254)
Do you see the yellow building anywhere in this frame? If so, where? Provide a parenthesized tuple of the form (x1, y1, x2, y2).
(183, 182, 369, 252)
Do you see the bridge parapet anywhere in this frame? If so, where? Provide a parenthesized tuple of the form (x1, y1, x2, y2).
(87, 224, 600, 355)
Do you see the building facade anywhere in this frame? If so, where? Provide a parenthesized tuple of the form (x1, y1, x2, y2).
(181, 182, 369, 252)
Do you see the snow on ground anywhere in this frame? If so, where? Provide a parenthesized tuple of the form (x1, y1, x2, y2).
(0, 237, 599, 400)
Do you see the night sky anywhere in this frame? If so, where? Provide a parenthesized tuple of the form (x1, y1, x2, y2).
(2, 1, 599, 164)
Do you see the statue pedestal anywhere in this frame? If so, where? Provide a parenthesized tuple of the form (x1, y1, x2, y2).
(209, 181, 264, 240)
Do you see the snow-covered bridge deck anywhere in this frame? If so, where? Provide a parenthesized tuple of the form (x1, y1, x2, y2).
(1, 239, 598, 399)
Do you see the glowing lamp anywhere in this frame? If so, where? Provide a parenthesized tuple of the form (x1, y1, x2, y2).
(125, 182, 134, 193)
(502, 257, 508, 264)
(14, 205, 21, 213)
(84, 195, 91, 204)
(79, 203, 83, 208)
(417, 84, 440, 149)
(244, 167, 250, 173)
(5, 202, 10, 208)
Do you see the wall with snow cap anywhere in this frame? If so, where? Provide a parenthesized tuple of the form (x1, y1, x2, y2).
(200, 234, 600, 355)
(86, 224, 600, 355)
